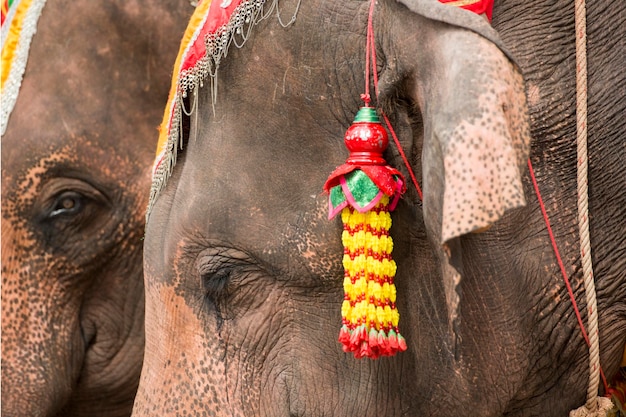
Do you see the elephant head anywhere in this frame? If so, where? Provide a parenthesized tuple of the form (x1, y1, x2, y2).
(131, 0, 549, 415)
(1, 1, 190, 415)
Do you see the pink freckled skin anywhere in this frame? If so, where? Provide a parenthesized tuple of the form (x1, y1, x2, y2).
(1, 1, 192, 416)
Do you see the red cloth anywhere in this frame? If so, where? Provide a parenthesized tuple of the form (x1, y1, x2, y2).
(438, 0, 494, 21)
(181, 0, 244, 72)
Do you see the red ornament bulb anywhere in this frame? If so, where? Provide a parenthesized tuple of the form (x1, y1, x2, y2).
(344, 107, 389, 165)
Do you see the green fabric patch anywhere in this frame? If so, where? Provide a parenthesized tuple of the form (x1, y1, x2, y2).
(345, 170, 380, 208)
(330, 170, 382, 211)
(330, 185, 347, 209)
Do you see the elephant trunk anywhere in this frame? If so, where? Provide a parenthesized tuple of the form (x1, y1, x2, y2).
(1, 228, 86, 416)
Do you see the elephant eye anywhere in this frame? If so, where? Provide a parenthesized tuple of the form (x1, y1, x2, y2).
(201, 267, 234, 302)
(34, 178, 109, 232)
(196, 248, 256, 303)
(48, 191, 86, 218)
(199, 255, 240, 303)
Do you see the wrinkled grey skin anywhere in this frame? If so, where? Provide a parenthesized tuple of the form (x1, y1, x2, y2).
(1, 1, 190, 416)
(135, 0, 626, 416)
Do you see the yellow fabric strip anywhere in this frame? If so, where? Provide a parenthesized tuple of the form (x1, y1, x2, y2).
(155, 0, 212, 159)
(1, 0, 33, 89)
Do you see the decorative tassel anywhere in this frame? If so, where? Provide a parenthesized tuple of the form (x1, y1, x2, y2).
(324, 107, 407, 359)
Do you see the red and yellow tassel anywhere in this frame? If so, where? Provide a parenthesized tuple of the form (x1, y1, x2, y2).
(324, 107, 407, 359)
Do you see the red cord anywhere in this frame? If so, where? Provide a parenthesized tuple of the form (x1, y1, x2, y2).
(527, 159, 609, 394)
(365, 0, 422, 200)
(368, 0, 378, 95)
(382, 113, 423, 199)
(361, 0, 375, 106)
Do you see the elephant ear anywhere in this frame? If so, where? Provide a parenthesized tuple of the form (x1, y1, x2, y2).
(399, 0, 513, 60)
(393, 0, 531, 347)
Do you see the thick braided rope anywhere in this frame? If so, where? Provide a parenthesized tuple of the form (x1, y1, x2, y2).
(574, 0, 599, 406)
(569, 0, 611, 415)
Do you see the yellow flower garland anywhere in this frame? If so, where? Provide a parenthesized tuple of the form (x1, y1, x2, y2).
(338, 195, 406, 358)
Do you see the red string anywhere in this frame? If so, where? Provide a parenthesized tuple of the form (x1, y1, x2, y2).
(382, 113, 423, 199)
(364, 0, 422, 200)
(361, 0, 374, 106)
(368, 0, 378, 95)
(527, 159, 609, 394)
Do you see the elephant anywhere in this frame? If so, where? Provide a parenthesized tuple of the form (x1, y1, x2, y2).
(133, 0, 626, 416)
(1, 0, 191, 416)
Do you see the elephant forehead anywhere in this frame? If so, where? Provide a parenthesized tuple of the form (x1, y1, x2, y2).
(162, 178, 344, 279)
(1, 139, 145, 209)
(2, 148, 74, 202)
(161, 129, 341, 259)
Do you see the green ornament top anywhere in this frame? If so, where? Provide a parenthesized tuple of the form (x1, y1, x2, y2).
(353, 107, 381, 123)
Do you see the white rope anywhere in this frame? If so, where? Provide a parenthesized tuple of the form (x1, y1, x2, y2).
(569, 0, 613, 415)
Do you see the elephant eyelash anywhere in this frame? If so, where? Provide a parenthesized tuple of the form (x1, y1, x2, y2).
(34, 178, 110, 225)
(196, 248, 256, 301)
(195, 248, 279, 326)
(199, 264, 266, 329)
(201, 266, 235, 302)
(201, 264, 265, 302)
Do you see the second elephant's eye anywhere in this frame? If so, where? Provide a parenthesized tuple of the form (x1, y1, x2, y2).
(48, 191, 86, 218)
